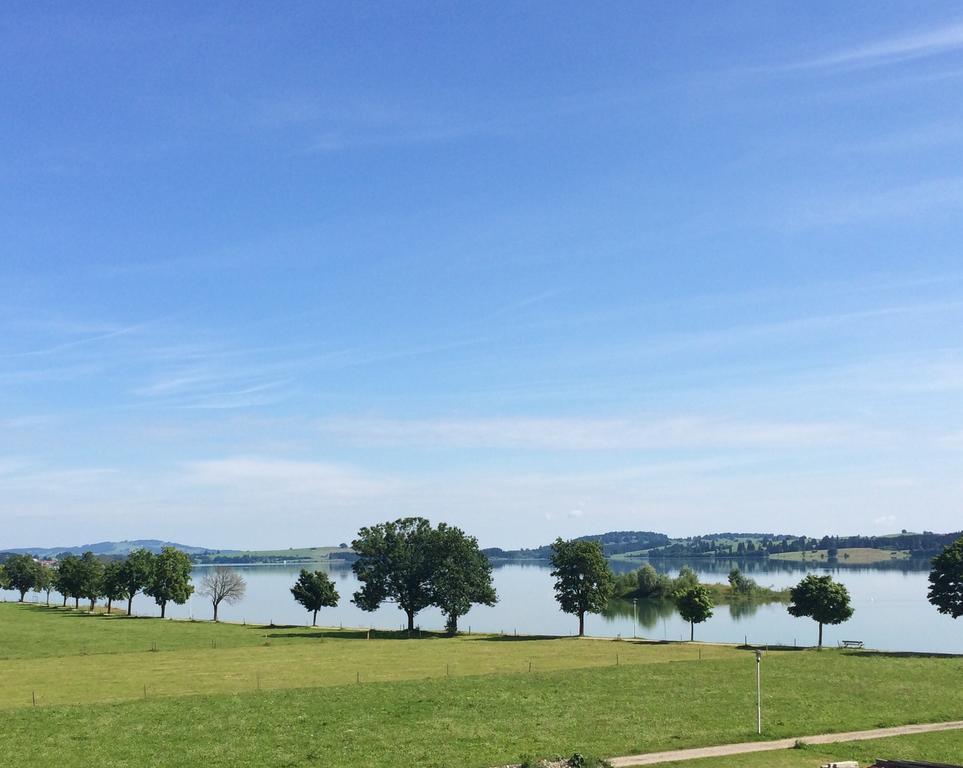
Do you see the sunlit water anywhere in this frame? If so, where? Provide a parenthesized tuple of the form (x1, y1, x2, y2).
(4, 558, 959, 654)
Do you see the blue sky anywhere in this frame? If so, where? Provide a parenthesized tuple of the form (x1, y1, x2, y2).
(3, 3, 963, 549)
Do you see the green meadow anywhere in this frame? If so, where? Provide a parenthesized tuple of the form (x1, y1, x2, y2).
(1, 603, 961, 767)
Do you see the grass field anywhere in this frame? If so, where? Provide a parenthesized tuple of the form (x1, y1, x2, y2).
(769, 547, 910, 564)
(192, 545, 348, 563)
(1, 603, 961, 767)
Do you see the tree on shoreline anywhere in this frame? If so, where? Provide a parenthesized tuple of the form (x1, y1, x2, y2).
(33, 565, 54, 605)
(787, 574, 853, 648)
(102, 562, 128, 614)
(352, 518, 436, 632)
(432, 523, 496, 634)
(291, 569, 339, 626)
(79, 552, 105, 612)
(550, 538, 614, 637)
(146, 547, 193, 619)
(674, 585, 714, 641)
(200, 567, 246, 622)
(120, 548, 155, 616)
(3, 554, 41, 602)
(928, 535, 963, 619)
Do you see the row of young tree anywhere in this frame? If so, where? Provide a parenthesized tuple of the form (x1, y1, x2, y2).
(0, 547, 194, 617)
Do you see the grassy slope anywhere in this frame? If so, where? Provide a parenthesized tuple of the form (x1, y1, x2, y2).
(0, 604, 961, 767)
(769, 547, 910, 564)
(656, 731, 963, 767)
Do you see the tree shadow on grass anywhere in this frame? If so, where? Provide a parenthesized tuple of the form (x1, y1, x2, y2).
(261, 628, 452, 641)
(842, 649, 963, 659)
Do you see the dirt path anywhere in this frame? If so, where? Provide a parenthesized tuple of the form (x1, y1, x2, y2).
(607, 720, 963, 766)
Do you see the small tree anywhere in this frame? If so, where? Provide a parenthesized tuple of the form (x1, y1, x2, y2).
(146, 546, 194, 618)
(928, 535, 963, 619)
(291, 569, 339, 626)
(431, 523, 497, 634)
(33, 565, 55, 605)
(0, 564, 8, 590)
(3, 554, 41, 602)
(199, 567, 246, 622)
(787, 574, 853, 648)
(352, 517, 436, 632)
(550, 538, 614, 637)
(674, 585, 714, 641)
(120, 548, 155, 616)
(101, 562, 128, 614)
(78, 552, 105, 611)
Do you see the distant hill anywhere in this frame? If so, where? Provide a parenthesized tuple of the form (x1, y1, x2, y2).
(484, 530, 671, 560)
(1, 540, 236, 559)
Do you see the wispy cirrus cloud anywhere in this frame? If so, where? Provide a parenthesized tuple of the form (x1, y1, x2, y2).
(790, 19, 963, 71)
(317, 415, 875, 452)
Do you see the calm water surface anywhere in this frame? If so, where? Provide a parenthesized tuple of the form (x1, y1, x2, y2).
(6, 558, 959, 654)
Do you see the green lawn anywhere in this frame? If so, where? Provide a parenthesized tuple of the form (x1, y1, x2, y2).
(769, 547, 910, 564)
(0, 603, 960, 767)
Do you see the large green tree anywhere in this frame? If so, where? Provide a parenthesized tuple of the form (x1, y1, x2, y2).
(3, 554, 41, 602)
(550, 538, 615, 636)
(55, 554, 81, 607)
(290, 569, 339, 626)
(431, 523, 497, 634)
(145, 547, 194, 618)
(119, 548, 155, 616)
(352, 517, 436, 631)
(101, 562, 128, 614)
(78, 552, 105, 611)
(674, 585, 714, 641)
(787, 574, 853, 648)
(928, 535, 963, 619)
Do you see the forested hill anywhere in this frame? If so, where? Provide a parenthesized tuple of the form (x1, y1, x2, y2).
(483, 531, 670, 560)
(483, 529, 962, 561)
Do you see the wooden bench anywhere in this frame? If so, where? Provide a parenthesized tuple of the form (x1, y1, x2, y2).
(839, 640, 864, 649)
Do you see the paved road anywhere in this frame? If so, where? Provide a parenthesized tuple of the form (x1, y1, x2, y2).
(608, 720, 963, 766)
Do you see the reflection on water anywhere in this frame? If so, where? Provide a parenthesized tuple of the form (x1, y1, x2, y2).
(3, 557, 959, 654)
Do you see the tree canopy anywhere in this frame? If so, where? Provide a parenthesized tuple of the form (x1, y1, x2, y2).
(3, 554, 41, 602)
(550, 538, 614, 636)
(674, 585, 714, 641)
(928, 535, 963, 619)
(120, 548, 155, 616)
(291, 569, 339, 626)
(352, 517, 438, 631)
(101, 562, 128, 614)
(787, 574, 853, 647)
(431, 523, 496, 634)
(146, 546, 194, 618)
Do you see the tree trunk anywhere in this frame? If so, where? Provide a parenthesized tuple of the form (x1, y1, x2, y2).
(312, 609, 318, 626)
(818, 621, 823, 649)
(18, 589, 26, 602)
(127, 595, 133, 616)
(106, 598, 112, 614)
(160, 601, 167, 619)
(62, 594, 67, 607)
(406, 608, 415, 633)
(74, 596, 79, 609)
(213, 602, 219, 622)
(89, 598, 95, 611)
(578, 611, 585, 637)
(448, 614, 458, 635)
(690, 622, 695, 642)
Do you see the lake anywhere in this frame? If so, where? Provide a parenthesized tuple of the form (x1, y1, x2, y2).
(5, 557, 959, 654)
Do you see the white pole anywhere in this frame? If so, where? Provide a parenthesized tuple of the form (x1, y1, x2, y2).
(755, 651, 762, 735)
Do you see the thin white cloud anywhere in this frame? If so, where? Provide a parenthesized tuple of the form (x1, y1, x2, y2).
(791, 20, 963, 70)
(184, 456, 403, 499)
(317, 415, 873, 451)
